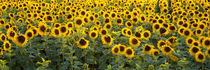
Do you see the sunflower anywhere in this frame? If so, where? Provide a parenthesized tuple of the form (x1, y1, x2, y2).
(110, 12, 117, 19)
(77, 38, 89, 49)
(101, 34, 113, 46)
(143, 44, 154, 54)
(177, 19, 184, 27)
(121, 28, 127, 36)
(53, 23, 61, 28)
(0, 33, 7, 42)
(100, 29, 108, 36)
(104, 23, 112, 30)
(95, 21, 101, 26)
(38, 22, 47, 36)
(202, 38, 210, 48)
(31, 26, 39, 36)
(132, 17, 139, 24)
(198, 23, 206, 30)
(4, 23, 10, 30)
(157, 40, 167, 49)
(3, 40, 11, 51)
(59, 25, 68, 35)
(89, 15, 95, 22)
(111, 45, 120, 55)
(152, 23, 161, 31)
(45, 15, 54, 22)
(206, 48, 210, 58)
(169, 54, 179, 62)
(195, 52, 205, 62)
(192, 41, 200, 47)
(74, 17, 83, 28)
(183, 28, 191, 37)
(125, 47, 134, 58)
(7, 28, 16, 40)
(25, 29, 34, 39)
(126, 28, 132, 37)
(189, 46, 201, 56)
(118, 44, 126, 55)
(142, 30, 151, 40)
(129, 36, 140, 47)
(89, 30, 98, 39)
(116, 18, 123, 25)
(104, 18, 110, 24)
(161, 45, 174, 55)
(166, 36, 177, 46)
(134, 31, 141, 39)
(14, 34, 28, 47)
(125, 21, 133, 28)
(0, 48, 3, 55)
(186, 37, 195, 46)
(169, 24, 177, 32)
(52, 28, 61, 37)
(151, 49, 160, 57)
(178, 27, 185, 35)
(191, 23, 198, 29)
(159, 27, 168, 36)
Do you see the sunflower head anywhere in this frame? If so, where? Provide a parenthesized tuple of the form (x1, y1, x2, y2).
(195, 52, 205, 62)
(111, 45, 120, 55)
(89, 30, 98, 39)
(125, 47, 134, 58)
(0, 34, 7, 42)
(25, 29, 34, 39)
(101, 35, 113, 46)
(14, 34, 28, 47)
(189, 46, 201, 56)
(3, 40, 11, 51)
(151, 49, 160, 57)
(77, 38, 89, 49)
(161, 45, 173, 55)
(143, 44, 154, 54)
(129, 36, 140, 47)
(142, 30, 151, 40)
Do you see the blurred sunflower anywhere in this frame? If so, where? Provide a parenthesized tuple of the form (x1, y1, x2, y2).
(195, 52, 205, 62)
(161, 45, 174, 55)
(129, 36, 140, 47)
(77, 38, 89, 49)
(14, 34, 28, 47)
(125, 47, 134, 58)
(3, 40, 11, 51)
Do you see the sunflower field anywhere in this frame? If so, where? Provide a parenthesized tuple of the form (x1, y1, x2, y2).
(0, 0, 209, 70)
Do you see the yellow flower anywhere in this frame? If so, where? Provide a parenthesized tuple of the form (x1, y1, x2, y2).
(14, 34, 28, 47)
(129, 36, 140, 47)
(195, 52, 205, 62)
(161, 45, 173, 55)
(111, 45, 120, 55)
(89, 30, 98, 39)
(143, 44, 154, 54)
(3, 40, 11, 51)
(25, 29, 34, 39)
(77, 38, 89, 49)
(125, 47, 134, 58)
